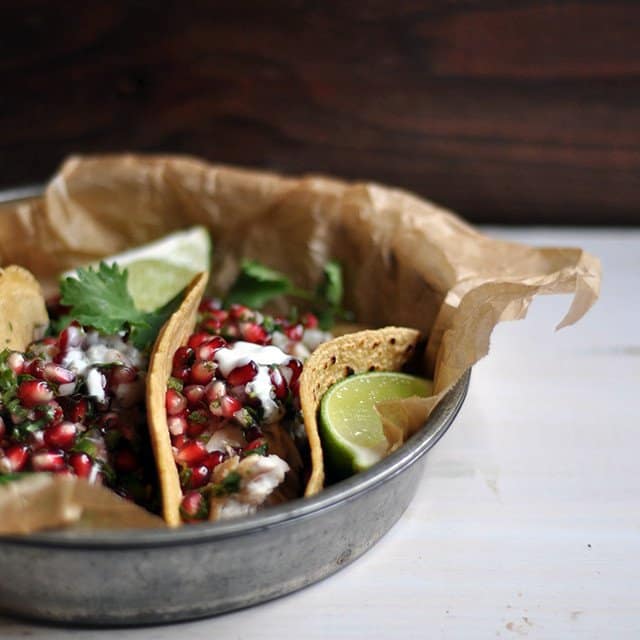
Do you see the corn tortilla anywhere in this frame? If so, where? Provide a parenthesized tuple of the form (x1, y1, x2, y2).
(146, 272, 208, 527)
(0, 265, 48, 351)
(299, 327, 422, 496)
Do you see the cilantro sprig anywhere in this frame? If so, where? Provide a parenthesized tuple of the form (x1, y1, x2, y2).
(225, 259, 351, 330)
(58, 263, 182, 350)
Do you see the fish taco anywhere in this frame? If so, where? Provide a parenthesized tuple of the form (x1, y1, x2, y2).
(145, 270, 432, 526)
(0, 257, 194, 529)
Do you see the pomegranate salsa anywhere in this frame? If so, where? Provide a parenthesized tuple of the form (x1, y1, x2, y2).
(0, 322, 158, 511)
(167, 300, 330, 522)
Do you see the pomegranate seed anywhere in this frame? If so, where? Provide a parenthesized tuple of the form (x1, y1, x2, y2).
(183, 385, 205, 405)
(210, 308, 228, 321)
(186, 421, 207, 438)
(166, 389, 187, 415)
(285, 323, 304, 342)
(245, 437, 267, 452)
(229, 304, 251, 321)
(4, 444, 29, 471)
(198, 298, 222, 313)
(40, 400, 64, 426)
(190, 361, 215, 385)
(43, 363, 75, 385)
(205, 380, 226, 403)
(223, 324, 239, 338)
(188, 464, 211, 489)
(28, 428, 46, 449)
(18, 379, 54, 407)
(31, 450, 66, 472)
(226, 361, 258, 386)
(197, 336, 226, 361)
(285, 358, 303, 384)
(200, 317, 222, 334)
(171, 366, 190, 381)
(69, 452, 92, 478)
(27, 358, 46, 379)
(172, 434, 186, 448)
(114, 448, 139, 472)
(204, 451, 225, 470)
(175, 440, 208, 466)
(110, 365, 137, 385)
(69, 398, 89, 422)
(188, 332, 213, 349)
(244, 426, 263, 443)
(180, 491, 208, 521)
(44, 421, 77, 449)
(270, 368, 288, 400)
(173, 346, 195, 371)
(221, 395, 243, 419)
(167, 414, 188, 436)
(58, 323, 85, 350)
(301, 312, 319, 329)
(241, 322, 269, 345)
(7, 351, 25, 375)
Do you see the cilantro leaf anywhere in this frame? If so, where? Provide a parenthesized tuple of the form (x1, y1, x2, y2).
(60, 263, 146, 336)
(318, 260, 343, 307)
(225, 260, 294, 308)
(59, 262, 183, 351)
(131, 290, 184, 350)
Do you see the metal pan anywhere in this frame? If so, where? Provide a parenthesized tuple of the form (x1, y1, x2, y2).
(0, 187, 470, 625)
(0, 371, 468, 625)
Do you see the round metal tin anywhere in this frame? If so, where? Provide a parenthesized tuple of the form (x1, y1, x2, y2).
(0, 371, 469, 625)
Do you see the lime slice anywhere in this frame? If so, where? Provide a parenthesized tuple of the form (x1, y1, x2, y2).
(64, 227, 211, 311)
(319, 372, 433, 481)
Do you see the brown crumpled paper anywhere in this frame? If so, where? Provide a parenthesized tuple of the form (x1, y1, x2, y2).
(0, 154, 600, 532)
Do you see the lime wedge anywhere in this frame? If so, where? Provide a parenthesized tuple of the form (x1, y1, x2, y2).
(319, 372, 433, 481)
(64, 227, 211, 312)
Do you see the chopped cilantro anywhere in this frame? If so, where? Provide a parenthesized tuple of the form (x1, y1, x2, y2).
(167, 376, 184, 392)
(242, 442, 269, 457)
(0, 472, 31, 484)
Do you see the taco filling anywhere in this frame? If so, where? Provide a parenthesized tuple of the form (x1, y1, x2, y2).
(162, 300, 330, 523)
(0, 322, 158, 511)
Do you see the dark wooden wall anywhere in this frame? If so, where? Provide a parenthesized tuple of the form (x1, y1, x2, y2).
(2, 1, 639, 224)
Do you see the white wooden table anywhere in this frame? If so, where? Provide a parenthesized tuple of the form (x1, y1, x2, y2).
(1, 228, 637, 639)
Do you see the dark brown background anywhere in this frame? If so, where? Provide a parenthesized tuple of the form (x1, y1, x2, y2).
(1, 1, 639, 224)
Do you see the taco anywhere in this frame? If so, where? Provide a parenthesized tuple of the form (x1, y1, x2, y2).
(146, 271, 430, 526)
(0, 259, 188, 521)
(147, 282, 330, 525)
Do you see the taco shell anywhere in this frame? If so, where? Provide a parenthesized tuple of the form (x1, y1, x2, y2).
(299, 327, 422, 495)
(146, 271, 208, 527)
(0, 265, 48, 350)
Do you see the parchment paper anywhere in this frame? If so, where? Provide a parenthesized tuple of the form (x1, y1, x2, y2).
(0, 154, 600, 532)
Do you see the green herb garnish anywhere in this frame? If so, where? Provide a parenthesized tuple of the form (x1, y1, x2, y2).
(58, 263, 183, 350)
(225, 259, 351, 329)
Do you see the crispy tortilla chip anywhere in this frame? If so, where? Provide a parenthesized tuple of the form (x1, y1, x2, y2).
(146, 272, 208, 527)
(299, 327, 422, 496)
(0, 265, 48, 350)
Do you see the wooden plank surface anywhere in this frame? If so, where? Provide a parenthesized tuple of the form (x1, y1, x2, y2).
(1, 2, 639, 223)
